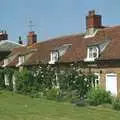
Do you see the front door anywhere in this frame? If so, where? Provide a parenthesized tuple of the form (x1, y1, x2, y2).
(106, 73, 117, 95)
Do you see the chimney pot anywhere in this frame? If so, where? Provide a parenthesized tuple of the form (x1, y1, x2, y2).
(0, 30, 8, 41)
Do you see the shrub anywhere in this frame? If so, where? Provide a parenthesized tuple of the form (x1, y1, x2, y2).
(4, 68, 14, 91)
(15, 69, 34, 94)
(60, 90, 79, 102)
(112, 97, 120, 110)
(30, 90, 44, 98)
(45, 88, 61, 101)
(58, 68, 95, 99)
(87, 87, 112, 106)
(0, 69, 5, 89)
(75, 98, 86, 107)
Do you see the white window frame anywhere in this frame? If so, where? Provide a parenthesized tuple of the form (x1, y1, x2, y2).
(88, 47, 99, 59)
(84, 46, 99, 61)
(2, 59, 8, 67)
(93, 73, 100, 87)
(19, 56, 24, 64)
(51, 51, 58, 61)
(49, 51, 58, 64)
(16, 56, 24, 67)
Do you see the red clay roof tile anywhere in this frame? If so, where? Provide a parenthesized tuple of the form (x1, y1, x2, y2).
(5, 26, 120, 66)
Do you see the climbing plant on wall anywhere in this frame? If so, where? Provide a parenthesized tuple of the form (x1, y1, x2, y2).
(0, 69, 5, 89)
(1, 64, 96, 101)
(3, 68, 15, 91)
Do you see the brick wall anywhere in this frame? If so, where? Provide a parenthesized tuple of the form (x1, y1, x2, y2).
(91, 67, 120, 94)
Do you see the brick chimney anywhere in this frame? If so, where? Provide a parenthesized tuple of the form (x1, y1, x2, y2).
(86, 10, 102, 31)
(27, 31, 37, 46)
(0, 31, 8, 41)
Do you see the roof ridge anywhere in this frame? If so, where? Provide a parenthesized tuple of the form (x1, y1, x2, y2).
(0, 40, 25, 46)
(7, 40, 25, 46)
(37, 33, 85, 44)
(102, 25, 120, 30)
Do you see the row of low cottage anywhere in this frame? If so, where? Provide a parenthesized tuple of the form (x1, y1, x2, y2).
(0, 10, 120, 95)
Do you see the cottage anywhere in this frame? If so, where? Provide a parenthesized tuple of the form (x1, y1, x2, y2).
(2, 10, 120, 95)
(0, 31, 23, 61)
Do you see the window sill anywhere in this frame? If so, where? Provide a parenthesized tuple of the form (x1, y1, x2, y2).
(16, 63, 23, 67)
(2, 64, 8, 67)
(49, 60, 56, 64)
(84, 58, 95, 62)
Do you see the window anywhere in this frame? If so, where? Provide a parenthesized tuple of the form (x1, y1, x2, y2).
(49, 51, 58, 64)
(49, 44, 72, 64)
(51, 51, 58, 62)
(92, 73, 100, 87)
(84, 46, 99, 61)
(19, 56, 24, 64)
(16, 56, 24, 67)
(88, 47, 98, 58)
(4, 59, 8, 65)
(3, 59, 8, 67)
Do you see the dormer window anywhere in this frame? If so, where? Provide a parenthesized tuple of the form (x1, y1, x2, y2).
(19, 56, 24, 64)
(49, 44, 72, 64)
(84, 46, 99, 61)
(16, 56, 24, 67)
(3, 59, 8, 67)
(51, 51, 58, 61)
(49, 51, 58, 64)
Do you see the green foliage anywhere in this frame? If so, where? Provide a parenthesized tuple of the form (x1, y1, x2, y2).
(32, 66, 56, 91)
(45, 88, 61, 101)
(75, 99, 86, 107)
(59, 90, 80, 102)
(2, 65, 96, 103)
(15, 69, 34, 94)
(30, 90, 44, 98)
(58, 68, 95, 99)
(87, 87, 112, 106)
(0, 69, 5, 89)
(15, 66, 56, 96)
(112, 97, 120, 110)
(4, 68, 15, 90)
(0, 68, 15, 91)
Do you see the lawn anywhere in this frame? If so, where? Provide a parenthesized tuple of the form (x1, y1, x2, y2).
(0, 91, 120, 120)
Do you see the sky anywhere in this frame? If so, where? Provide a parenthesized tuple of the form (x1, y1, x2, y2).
(1, 0, 120, 43)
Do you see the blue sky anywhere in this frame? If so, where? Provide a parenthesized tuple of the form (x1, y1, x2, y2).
(1, 0, 120, 43)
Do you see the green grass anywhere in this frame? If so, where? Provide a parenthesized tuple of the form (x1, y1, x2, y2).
(0, 91, 120, 120)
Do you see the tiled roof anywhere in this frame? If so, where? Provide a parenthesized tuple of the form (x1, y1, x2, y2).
(26, 34, 86, 65)
(1, 46, 30, 67)
(3, 25, 120, 66)
(97, 26, 120, 60)
(7, 57, 18, 67)
(0, 40, 23, 51)
(6, 46, 37, 67)
(27, 26, 120, 64)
